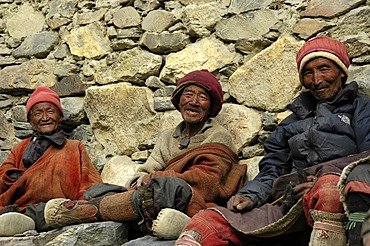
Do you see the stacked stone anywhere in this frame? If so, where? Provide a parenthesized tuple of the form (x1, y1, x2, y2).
(0, 0, 369, 244)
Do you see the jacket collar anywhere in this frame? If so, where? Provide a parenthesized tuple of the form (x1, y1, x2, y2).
(287, 81, 359, 119)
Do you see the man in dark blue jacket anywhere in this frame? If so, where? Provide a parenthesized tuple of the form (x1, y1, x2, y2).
(175, 36, 370, 246)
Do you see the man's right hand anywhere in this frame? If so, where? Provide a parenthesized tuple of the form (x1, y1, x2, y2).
(227, 194, 253, 212)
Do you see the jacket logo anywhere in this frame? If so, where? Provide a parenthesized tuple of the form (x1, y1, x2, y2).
(338, 115, 350, 125)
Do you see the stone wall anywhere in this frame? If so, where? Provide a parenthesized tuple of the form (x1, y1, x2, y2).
(0, 0, 370, 185)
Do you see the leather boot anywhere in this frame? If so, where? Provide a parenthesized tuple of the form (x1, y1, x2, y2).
(309, 210, 347, 246)
(99, 190, 140, 221)
(45, 190, 139, 228)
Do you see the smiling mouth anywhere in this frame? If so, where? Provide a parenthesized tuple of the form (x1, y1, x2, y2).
(40, 123, 53, 127)
(312, 87, 328, 93)
(186, 109, 200, 114)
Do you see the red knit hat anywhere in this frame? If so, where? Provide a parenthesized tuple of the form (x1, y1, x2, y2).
(171, 70, 223, 117)
(296, 36, 350, 82)
(26, 86, 64, 119)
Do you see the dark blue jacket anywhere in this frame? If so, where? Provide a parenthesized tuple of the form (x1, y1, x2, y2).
(238, 82, 370, 207)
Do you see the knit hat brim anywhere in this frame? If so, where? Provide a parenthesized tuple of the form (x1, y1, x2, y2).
(298, 51, 349, 80)
(26, 86, 63, 119)
(171, 70, 223, 118)
(296, 36, 350, 83)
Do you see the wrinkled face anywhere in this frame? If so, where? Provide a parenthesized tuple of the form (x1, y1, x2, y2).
(301, 57, 345, 101)
(179, 84, 211, 125)
(29, 102, 63, 135)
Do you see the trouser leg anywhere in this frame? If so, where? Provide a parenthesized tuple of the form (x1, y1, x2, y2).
(23, 202, 50, 232)
(132, 176, 193, 236)
(176, 209, 248, 246)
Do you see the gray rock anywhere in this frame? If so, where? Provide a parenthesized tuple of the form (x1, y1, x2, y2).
(11, 105, 27, 122)
(134, 0, 161, 12)
(54, 63, 80, 78)
(12, 31, 59, 58)
(112, 7, 141, 29)
(229, 0, 273, 14)
(0, 150, 10, 165)
(215, 10, 277, 42)
(95, 48, 162, 85)
(6, 4, 45, 39)
(142, 10, 175, 32)
(160, 37, 234, 84)
(84, 84, 161, 156)
(64, 23, 112, 59)
(229, 36, 303, 111)
(122, 235, 175, 246)
(0, 60, 57, 92)
(154, 97, 175, 111)
(0, 111, 14, 139)
(300, 0, 364, 18)
(0, 222, 129, 246)
(60, 97, 88, 125)
(182, 2, 227, 37)
(51, 75, 90, 97)
(145, 76, 166, 89)
(73, 8, 107, 25)
(140, 32, 190, 54)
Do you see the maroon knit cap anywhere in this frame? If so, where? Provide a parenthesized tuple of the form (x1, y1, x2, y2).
(171, 70, 223, 117)
(26, 86, 64, 119)
(296, 36, 350, 82)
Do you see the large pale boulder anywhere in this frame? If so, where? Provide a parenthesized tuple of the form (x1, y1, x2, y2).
(0, 60, 57, 91)
(94, 47, 162, 85)
(6, 4, 45, 39)
(158, 110, 183, 133)
(160, 37, 235, 83)
(229, 36, 303, 111)
(64, 22, 111, 59)
(84, 83, 161, 156)
(240, 156, 263, 181)
(215, 10, 277, 42)
(182, 2, 227, 37)
(216, 103, 262, 152)
(101, 155, 137, 187)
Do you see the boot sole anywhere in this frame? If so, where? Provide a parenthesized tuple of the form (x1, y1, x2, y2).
(0, 212, 35, 236)
(152, 208, 190, 239)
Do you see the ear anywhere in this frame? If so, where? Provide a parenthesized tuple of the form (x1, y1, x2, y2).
(58, 116, 63, 123)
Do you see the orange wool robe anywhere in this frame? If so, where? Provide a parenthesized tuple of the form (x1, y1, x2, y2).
(0, 138, 102, 210)
(141, 143, 247, 217)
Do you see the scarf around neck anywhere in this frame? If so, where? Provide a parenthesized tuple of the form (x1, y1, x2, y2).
(22, 129, 66, 169)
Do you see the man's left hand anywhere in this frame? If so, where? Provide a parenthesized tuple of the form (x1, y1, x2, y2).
(292, 175, 316, 200)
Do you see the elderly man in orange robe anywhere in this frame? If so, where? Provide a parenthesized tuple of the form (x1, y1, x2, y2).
(0, 86, 102, 236)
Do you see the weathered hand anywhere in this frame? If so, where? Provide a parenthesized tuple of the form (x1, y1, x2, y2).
(292, 175, 316, 200)
(227, 194, 253, 212)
